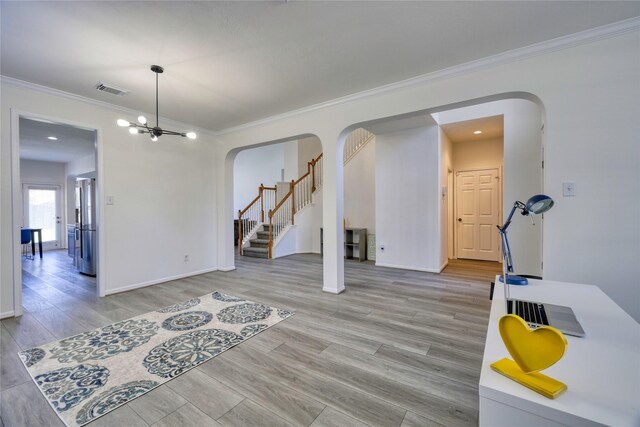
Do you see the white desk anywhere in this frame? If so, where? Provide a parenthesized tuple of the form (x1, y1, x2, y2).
(480, 277, 640, 426)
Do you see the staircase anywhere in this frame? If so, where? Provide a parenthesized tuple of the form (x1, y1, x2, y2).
(242, 225, 271, 258)
(238, 128, 374, 258)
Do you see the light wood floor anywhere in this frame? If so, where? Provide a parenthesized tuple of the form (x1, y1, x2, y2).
(1, 251, 501, 427)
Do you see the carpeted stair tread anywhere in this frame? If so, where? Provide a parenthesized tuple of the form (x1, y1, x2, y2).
(249, 239, 269, 248)
(243, 246, 269, 258)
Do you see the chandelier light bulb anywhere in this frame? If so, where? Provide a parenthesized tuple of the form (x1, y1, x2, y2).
(117, 119, 130, 127)
(186, 132, 197, 140)
(129, 127, 139, 134)
(138, 116, 147, 125)
(150, 135, 158, 142)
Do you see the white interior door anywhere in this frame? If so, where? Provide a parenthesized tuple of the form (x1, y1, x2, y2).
(455, 168, 501, 261)
(23, 184, 63, 250)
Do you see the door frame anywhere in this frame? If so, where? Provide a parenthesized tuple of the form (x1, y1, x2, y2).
(10, 108, 104, 318)
(453, 166, 503, 261)
(22, 182, 64, 250)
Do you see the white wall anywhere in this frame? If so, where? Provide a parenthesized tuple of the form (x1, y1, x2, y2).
(452, 138, 503, 171)
(344, 138, 375, 233)
(213, 31, 640, 320)
(298, 136, 323, 176)
(1, 82, 218, 317)
(294, 188, 323, 255)
(66, 153, 95, 176)
(234, 143, 285, 215)
(20, 159, 66, 185)
(439, 100, 542, 276)
(233, 141, 305, 216)
(283, 140, 298, 182)
(375, 124, 442, 272)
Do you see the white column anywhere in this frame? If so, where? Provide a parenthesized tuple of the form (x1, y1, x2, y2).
(321, 133, 345, 294)
(216, 147, 237, 271)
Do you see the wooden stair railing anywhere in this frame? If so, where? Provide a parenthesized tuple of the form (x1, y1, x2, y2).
(267, 190, 292, 258)
(266, 153, 323, 257)
(241, 127, 372, 258)
(344, 127, 374, 164)
(237, 184, 275, 254)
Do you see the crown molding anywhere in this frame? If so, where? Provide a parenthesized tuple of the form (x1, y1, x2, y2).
(0, 75, 219, 139)
(218, 17, 640, 135)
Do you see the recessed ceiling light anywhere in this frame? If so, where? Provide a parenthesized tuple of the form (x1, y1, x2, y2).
(473, 130, 482, 135)
(47, 136, 58, 140)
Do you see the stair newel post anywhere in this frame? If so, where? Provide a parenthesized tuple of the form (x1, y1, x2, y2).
(238, 210, 243, 255)
(311, 159, 317, 192)
(290, 180, 295, 225)
(259, 184, 265, 222)
(268, 209, 273, 259)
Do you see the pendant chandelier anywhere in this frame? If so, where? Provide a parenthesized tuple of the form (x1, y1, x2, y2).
(117, 65, 196, 142)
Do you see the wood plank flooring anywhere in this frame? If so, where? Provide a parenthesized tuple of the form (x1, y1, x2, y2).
(1, 250, 500, 427)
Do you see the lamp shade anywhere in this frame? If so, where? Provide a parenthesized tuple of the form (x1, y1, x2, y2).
(526, 194, 554, 215)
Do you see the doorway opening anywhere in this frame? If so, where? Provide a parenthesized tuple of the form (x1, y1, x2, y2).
(14, 115, 99, 317)
(441, 115, 504, 263)
(437, 98, 544, 277)
(330, 94, 543, 294)
(231, 135, 323, 261)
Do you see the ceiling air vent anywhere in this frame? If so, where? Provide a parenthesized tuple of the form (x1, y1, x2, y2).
(95, 82, 129, 96)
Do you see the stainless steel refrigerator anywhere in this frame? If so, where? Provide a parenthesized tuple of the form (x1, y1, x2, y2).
(74, 178, 97, 276)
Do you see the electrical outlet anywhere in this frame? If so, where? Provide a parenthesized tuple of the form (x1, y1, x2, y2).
(184, 254, 189, 262)
(563, 182, 576, 197)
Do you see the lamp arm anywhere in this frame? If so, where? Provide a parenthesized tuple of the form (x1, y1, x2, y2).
(497, 200, 525, 277)
(500, 229, 514, 273)
(499, 201, 525, 234)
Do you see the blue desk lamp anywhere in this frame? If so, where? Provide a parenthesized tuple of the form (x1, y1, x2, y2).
(498, 194, 554, 285)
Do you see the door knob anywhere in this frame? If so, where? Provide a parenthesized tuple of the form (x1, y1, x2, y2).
(458, 218, 462, 222)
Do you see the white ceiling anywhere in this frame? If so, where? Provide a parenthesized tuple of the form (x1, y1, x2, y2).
(2, 2, 639, 132)
(19, 118, 96, 163)
(440, 115, 504, 143)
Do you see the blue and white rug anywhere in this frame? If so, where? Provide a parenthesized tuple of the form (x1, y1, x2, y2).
(18, 291, 293, 427)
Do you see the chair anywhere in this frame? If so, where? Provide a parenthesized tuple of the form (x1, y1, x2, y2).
(21, 229, 34, 260)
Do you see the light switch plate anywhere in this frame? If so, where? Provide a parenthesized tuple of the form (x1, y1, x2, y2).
(562, 182, 576, 197)
(106, 195, 114, 205)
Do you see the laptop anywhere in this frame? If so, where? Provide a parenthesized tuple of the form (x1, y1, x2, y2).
(503, 279, 586, 337)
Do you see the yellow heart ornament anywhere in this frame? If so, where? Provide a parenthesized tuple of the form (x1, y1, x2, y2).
(491, 314, 569, 399)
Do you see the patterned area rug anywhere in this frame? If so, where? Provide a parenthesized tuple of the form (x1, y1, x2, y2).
(18, 291, 293, 427)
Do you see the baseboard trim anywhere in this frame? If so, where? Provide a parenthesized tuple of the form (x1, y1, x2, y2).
(439, 260, 449, 273)
(322, 286, 345, 294)
(375, 262, 442, 274)
(104, 268, 220, 296)
(218, 266, 236, 272)
(0, 311, 15, 319)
